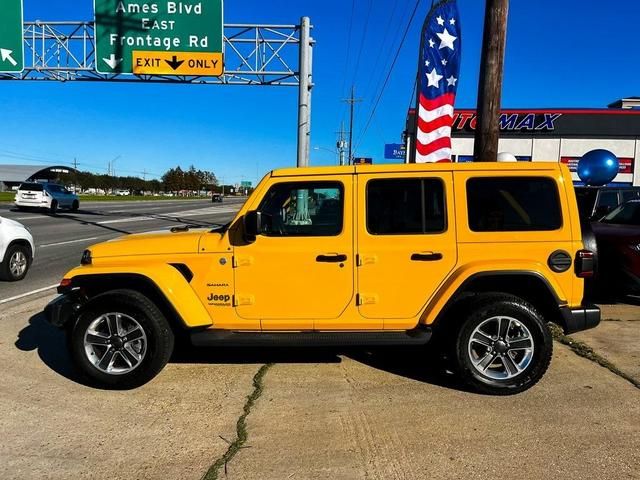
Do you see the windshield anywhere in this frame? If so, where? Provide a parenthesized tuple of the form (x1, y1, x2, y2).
(18, 183, 44, 191)
(601, 201, 640, 225)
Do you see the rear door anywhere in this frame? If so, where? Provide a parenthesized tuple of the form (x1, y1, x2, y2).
(356, 172, 457, 328)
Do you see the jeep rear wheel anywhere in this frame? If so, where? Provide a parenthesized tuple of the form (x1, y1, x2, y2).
(50, 200, 58, 214)
(455, 294, 552, 395)
(69, 289, 174, 389)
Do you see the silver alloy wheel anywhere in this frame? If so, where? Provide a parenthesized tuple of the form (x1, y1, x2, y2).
(467, 315, 534, 380)
(9, 250, 28, 278)
(83, 312, 147, 375)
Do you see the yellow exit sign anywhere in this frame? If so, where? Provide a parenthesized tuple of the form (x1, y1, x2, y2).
(132, 50, 223, 76)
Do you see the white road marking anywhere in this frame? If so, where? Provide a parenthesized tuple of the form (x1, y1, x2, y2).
(0, 284, 58, 305)
(13, 215, 57, 221)
(96, 206, 240, 225)
(39, 237, 99, 248)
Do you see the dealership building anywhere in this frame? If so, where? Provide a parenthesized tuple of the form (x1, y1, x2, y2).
(405, 97, 640, 185)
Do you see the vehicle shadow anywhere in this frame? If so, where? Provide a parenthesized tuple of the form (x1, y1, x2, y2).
(14, 311, 90, 386)
(16, 312, 473, 393)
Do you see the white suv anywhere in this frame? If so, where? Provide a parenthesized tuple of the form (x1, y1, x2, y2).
(15, 182, 80, 213)
(0, 216, 34, 281)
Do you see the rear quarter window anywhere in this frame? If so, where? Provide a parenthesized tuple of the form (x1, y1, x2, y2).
(467, 177, 562, 232)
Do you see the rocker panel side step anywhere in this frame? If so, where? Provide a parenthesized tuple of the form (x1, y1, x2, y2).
(190, 327, 432, 348)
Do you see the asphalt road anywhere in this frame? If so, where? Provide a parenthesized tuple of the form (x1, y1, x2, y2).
(0, 198, 245, 302)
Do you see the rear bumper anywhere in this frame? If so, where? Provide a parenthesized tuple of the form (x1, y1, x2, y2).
(44, 294, 81, 328)
(559, 305, 601, 334)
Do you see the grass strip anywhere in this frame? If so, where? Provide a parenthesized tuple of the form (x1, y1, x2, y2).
(549, 324, 640, 390)
(201, 363, 273, 480)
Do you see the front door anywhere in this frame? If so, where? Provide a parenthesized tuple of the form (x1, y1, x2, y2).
(356, 172, 457, 329)
(233, 177, 354, 330)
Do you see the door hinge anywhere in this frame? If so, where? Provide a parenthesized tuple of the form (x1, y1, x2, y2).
(357, 254, 378, 266)
(233, 255, 254, 268)
(357, 293, 379, 305)
(233, 294, 255, 306)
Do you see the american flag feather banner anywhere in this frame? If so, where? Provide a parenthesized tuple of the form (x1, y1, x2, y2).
(414, 0, 461, 163)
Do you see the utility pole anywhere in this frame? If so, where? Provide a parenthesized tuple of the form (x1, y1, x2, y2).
(297, 16, 313, 167)
(343, 86, 362, 164)
(336, 121, 348, 166)
(473, 0, 509, 162)
(72, 157, 78, 193)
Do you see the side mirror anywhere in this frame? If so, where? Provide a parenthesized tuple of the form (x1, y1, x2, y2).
(244, 210, 264, 240)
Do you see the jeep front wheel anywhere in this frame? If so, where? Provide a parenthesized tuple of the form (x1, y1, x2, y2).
(455, 294, 552, 395)
(69, 290, 174, 389)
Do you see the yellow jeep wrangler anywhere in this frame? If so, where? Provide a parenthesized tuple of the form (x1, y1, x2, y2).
(45, 162, 599, 394)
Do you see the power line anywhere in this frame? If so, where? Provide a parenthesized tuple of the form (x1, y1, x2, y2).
(350, 0, 374, 88)
(354, 0, 424, 154)
(340, 0, 357, 99)
(362, 0, 400, 102)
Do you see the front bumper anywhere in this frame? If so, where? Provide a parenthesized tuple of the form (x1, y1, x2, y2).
(44, 294, 82, 328)
(559, 305, 601, 334)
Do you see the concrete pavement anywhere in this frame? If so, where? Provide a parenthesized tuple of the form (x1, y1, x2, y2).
(1, 295, 638, 480)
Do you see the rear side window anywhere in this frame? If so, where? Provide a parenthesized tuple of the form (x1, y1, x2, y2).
(367, 178, 446, 234)
(467, 177, 562, 232)
(622, 190, 640, 202)
(18, 183, 43, 191)
(598, 191, 619, 210)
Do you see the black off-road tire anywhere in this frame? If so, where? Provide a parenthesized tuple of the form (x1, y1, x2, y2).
(69, 289, 174, 389)
(0, 244, 31, 281)
(71, 200, 79, 212)
(49, 200, 58, 214)
(454, 294, 553, 395)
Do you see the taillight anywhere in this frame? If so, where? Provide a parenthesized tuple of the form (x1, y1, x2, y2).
(575, 250, 594, 278)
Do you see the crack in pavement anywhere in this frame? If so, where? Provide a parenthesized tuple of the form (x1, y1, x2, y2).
(200, 363, 274, 480)
(550, 324, 640, 390)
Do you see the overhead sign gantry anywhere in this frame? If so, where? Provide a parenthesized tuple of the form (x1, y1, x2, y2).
(0, 0, 24, 73)
(94, 0, 223, 76)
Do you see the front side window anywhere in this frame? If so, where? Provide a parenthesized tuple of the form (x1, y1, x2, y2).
(467, 177, 562, 232)
(257, 181, 343, 236)
(366, 178, 446, 235)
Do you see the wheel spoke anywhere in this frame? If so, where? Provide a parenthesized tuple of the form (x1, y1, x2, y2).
(122, 344, 141, 366)
(509, 338, 533, 350)
(498, 317, 511, 339)
(477, 352, 498, 371)
(502, 353, 521, 376)
(471, 330, 492, 346)
(86, 333, 110, 346)
(106, 314, 118, 336)
(97, 348, 116, 370)
(124, 327, 144, 343)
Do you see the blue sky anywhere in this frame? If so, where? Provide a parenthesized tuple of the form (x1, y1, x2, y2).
(1, 0, 639, 184)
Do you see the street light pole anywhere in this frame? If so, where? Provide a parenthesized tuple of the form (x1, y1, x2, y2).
(474, 0, 509, 162)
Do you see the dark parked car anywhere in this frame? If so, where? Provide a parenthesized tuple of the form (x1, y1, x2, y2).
(575, 186, 640, 220)
(211, 193, 223, 203)
(592, 199, 640, 295)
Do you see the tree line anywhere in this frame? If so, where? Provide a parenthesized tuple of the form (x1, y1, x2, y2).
(58, 165, 219, 195)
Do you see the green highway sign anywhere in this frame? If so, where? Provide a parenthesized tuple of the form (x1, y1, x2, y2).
(240, 181, 252, 188)
(94, 0, 224, 76)
(0, 0, 24, 73)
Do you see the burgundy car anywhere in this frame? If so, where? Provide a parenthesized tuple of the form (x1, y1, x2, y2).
(592, 199, 640, 295)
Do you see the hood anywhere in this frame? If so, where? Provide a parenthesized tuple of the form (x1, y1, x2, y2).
(0, 216, 27, 230)
(89, 228, 210, 258)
